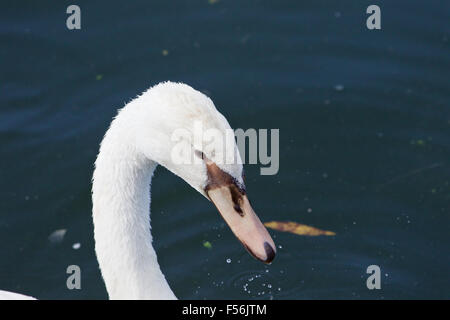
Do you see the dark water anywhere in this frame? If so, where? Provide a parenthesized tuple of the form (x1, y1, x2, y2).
(1, 0, 449, 299)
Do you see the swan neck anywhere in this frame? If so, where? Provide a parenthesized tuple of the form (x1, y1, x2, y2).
(92, 116, 176, 300)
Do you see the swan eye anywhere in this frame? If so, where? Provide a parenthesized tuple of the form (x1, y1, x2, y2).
(194, 150, 205, 159)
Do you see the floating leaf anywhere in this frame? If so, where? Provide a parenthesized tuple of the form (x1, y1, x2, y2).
(96, 74, 103, 81)
(203, 240, 212, 249)
(264, 221, 336, 236)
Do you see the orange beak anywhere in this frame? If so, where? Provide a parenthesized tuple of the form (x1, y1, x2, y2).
(207, 185, 276, 264)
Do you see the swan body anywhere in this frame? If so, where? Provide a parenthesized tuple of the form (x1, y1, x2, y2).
(1, 82, 275, 300)
(0, 290, 36, 300)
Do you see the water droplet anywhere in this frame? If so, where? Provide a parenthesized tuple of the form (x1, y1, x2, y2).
(72, 243, 81, 250)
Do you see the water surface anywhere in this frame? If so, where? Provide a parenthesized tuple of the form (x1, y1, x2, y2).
(0, 0, 449, 299)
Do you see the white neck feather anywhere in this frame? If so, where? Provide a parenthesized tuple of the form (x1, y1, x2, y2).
(91, 82, 245, 299)
(92, 106, 177, 300)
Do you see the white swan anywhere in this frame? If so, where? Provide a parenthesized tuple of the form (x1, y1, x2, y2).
(0, 290, 36, 300)
(0, 82, 276, 300)
(93, 82, 276, 299)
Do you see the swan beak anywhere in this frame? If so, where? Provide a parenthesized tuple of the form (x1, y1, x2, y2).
(206, 187, 276, 264)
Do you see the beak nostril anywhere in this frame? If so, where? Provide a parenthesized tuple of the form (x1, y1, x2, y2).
(264, 242, 276, 264)
(233, 204, 243, 215)
(194, 150, 205, 159)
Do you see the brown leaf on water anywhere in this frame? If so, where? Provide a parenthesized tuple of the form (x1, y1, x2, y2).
(264, 221, 336, 236)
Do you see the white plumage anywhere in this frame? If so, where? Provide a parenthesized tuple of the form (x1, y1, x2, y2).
(92, 82, 244, 299)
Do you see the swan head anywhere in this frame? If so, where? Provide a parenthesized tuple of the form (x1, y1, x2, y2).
(134, 82, 276, 263)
